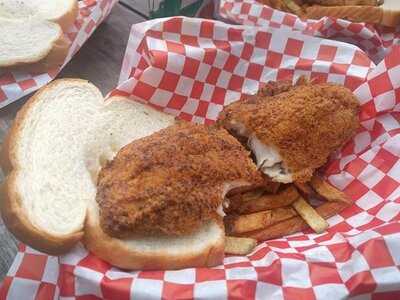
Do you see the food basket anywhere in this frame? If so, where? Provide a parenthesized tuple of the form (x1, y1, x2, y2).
(1, 16, 400, 300)
(218, 0, 400, 64)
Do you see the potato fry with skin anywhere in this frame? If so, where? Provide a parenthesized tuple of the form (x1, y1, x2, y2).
(245, 200, 350, 241)
(306, 0, 379, 6)
(228, 188, 264, 204)
(225, 207, 297, 234)
(317, 199, 350, 218)
(283, 0, 305, 15)
(262, 0, 286, 10)
(227, 185, 299, 214)
(310, 176, 351, 203)
(225, 236, 257, 255)
(294, 182, 315, 197)
(265, 181, 281, 194)
(226, 180, 280, 197)
(305, 4, 382, 23)
(292, 197, 328, 233)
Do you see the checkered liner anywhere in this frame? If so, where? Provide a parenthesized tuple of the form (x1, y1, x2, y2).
(219, 0, 400, 64)
(0, 0, 117, 109)
(2, 17, 400, 300)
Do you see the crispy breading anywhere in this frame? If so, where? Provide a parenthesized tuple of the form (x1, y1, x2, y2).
(257, 76, 309, 97)
(218, 83, 359, 182)
(96, 122, 264, 238)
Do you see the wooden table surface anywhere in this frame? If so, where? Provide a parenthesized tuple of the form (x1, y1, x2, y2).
(0, 1, 148, 281)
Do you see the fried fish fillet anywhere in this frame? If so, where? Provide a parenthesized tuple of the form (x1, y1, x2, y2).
(96, 122, 264, 238)
(218, 83, 359, 183)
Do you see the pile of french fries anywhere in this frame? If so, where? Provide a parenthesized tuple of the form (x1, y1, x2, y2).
(262, 0, 384, 18)
(224, 176, 351, 255)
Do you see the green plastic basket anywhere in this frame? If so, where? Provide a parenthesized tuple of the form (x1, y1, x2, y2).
(148, 0, 209, 18)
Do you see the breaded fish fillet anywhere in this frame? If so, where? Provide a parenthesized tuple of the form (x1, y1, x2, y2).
(96, 122, 263, 238)
(218, 83, 359, 183)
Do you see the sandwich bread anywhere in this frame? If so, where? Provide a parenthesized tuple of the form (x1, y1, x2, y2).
(0, 79, 225, 269)
(0, 0, 78, 30)
(0, 0, 78, 69)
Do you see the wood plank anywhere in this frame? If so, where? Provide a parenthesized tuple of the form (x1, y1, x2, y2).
(121, 0, 152, 17)
(120, 0, 208, 18)
(0, 4, 145, 281)
(60, 4, 145, 95)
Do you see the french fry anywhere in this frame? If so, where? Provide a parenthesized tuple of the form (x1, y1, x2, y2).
(225, 207, 297, 234)
(229, 188, 264, 204)
(264, 0, 286, 10)
(292, 197, 328, 233)
(226, 180, 280, 197)
(305, 4, 382, 24)
(246, 200, 350, 241)
(310, 176, 351, 204)
(317, 199, 350, 219)
(294, 182, 315, 197)
(243, 214, 308, 241)
(264, 181, 282, 194)
(227, 185, 260, 197)
(225, 236, 257, 255)
(294, 181, 325, 207)
(307, 0, 380, 6)
(227, 185, 299, 214)
(283, 0, 305, 15)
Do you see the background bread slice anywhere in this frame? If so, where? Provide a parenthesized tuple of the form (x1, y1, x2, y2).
(0, 0, 77, 68)
(1, 79, 225, 269)
(0, 18, 64, 67)
(1, 34, 70, 73)
(0, 0, 78, 31)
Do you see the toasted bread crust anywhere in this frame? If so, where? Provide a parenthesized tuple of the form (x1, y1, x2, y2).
(0, 79, 89, 254)
(0, 127, 13, 175)
(84, 210, 225, 270)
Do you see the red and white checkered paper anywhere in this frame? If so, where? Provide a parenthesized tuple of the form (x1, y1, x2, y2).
(219, 0, 400, 64)
(0, 0, 117, 109)
(2, 16, 400, 300)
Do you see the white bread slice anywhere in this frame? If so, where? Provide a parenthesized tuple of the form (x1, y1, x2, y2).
(17, 35, 71, 73)
(0, 18, 64, 68)
(1, 79, 225, 269)
(0, 0, 77, 68)
(0, 0, 78, 31)
(1, 79, 174, 253)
